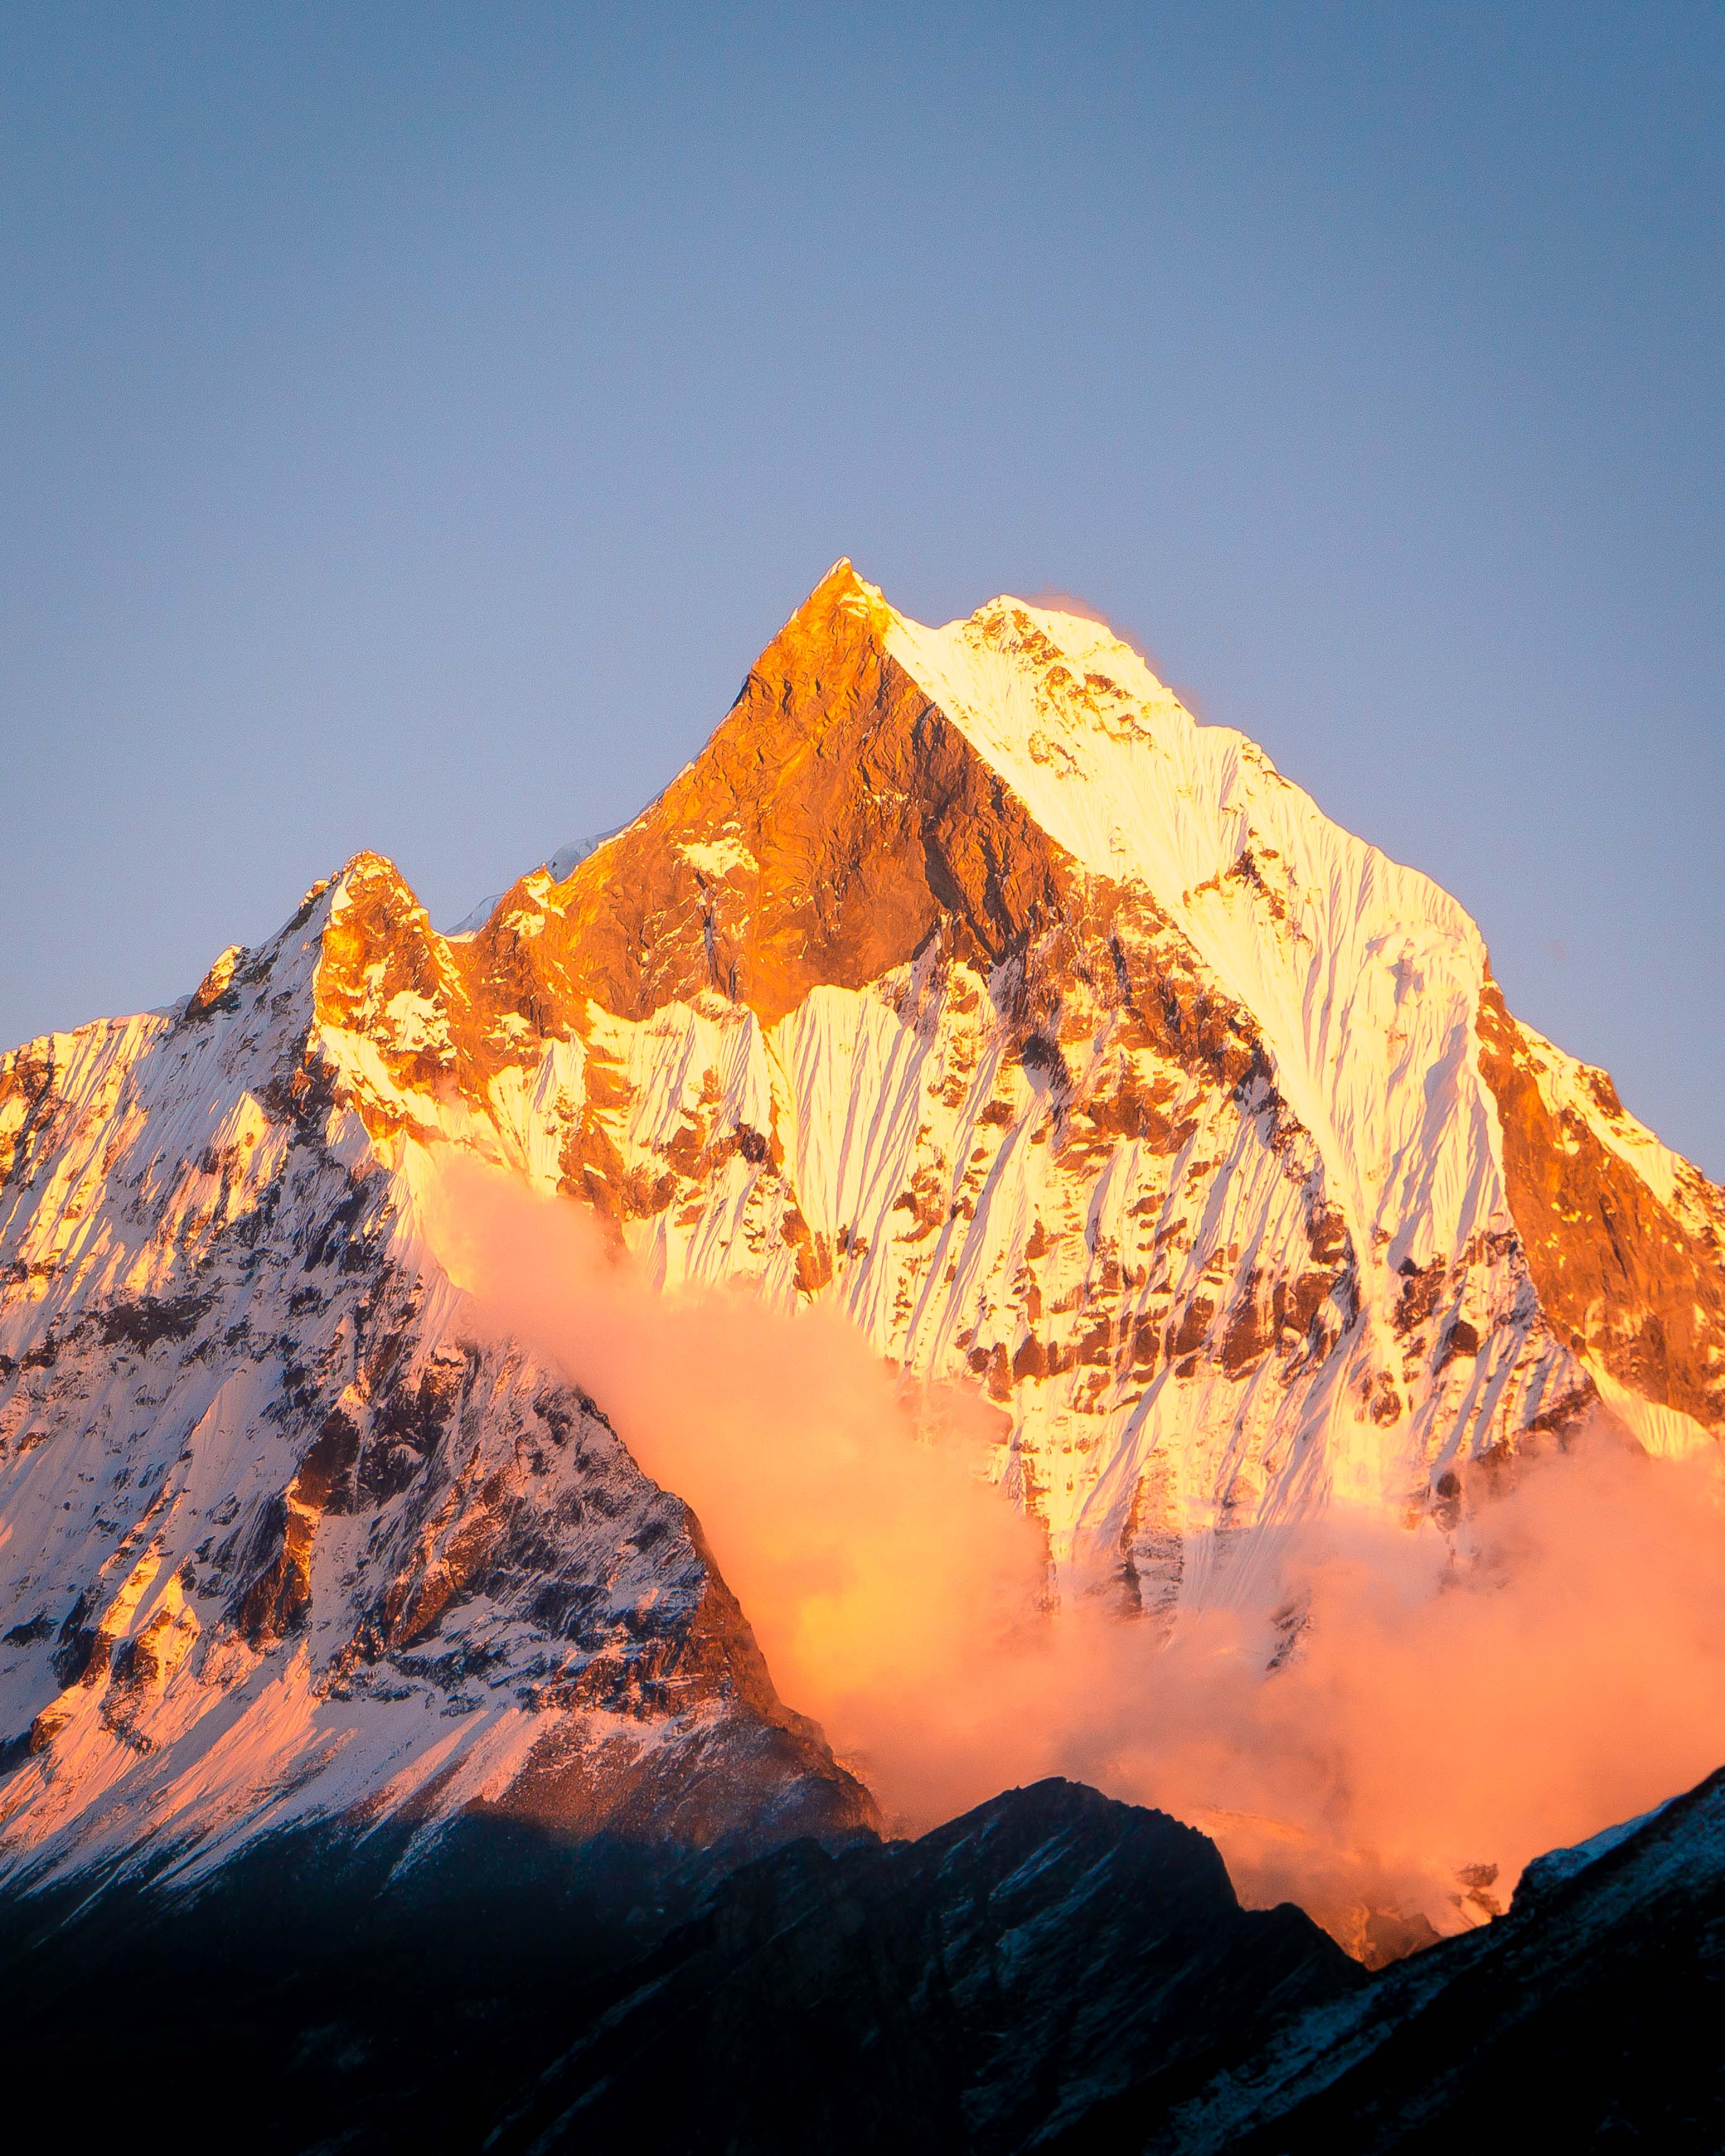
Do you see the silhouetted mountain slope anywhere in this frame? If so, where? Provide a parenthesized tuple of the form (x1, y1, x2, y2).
(0, 1810, 751, 2155)
(484, 1778, 1361, 2156)
(0, 1779, 1357, 2155)
(2, 1766, 1719, 2153)
(1055, 1762, 1725, 2154)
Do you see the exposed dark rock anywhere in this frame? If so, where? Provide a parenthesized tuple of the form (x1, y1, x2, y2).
(231, 1487, 316, 1645)
(48, 1590, 100, 1687)
(0, 1778, 1362, 2156)
(485, 1778, 1361, 2156)
(98, 1291, 215, 1349)
(1065, 1762, 1725, 2155)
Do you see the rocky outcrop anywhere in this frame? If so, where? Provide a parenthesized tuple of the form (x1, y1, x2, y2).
(482, 1778, 1363, 2156)
(483, 1765, 1725, 2156)
(0, 1776, 1357, 2156)
(0, 1759, 1718, 2155)
(1104, 1761, 1725, 2155)
(0, 1759, 1716, 2147)
(1476, 975, 1725, 1433)
(462, 564, 1075, 1029)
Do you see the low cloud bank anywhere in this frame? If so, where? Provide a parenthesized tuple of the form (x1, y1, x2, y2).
(421, 1151, 1725, 1943)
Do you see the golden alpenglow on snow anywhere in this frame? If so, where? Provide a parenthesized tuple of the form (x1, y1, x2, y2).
(2, 562, 1721, 1910)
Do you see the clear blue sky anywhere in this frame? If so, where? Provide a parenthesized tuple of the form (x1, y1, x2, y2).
(3, 3, 1720, 1174)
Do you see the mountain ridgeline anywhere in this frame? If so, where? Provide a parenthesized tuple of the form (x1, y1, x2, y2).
(0, 563, 1721, 2150)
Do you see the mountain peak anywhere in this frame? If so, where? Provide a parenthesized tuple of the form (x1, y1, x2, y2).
(445, 561, 1724, 1476)
(772, 555, 894, 653)
(3, 556, 1722, 1938)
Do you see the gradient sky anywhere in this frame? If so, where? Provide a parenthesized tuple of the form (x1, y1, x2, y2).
(2, 3, 1721, 1174)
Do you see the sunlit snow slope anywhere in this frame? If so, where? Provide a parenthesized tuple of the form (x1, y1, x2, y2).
(0, 881, 869, 1887)
(1, 559, 1720, 1884)
(446, 562, 1722, 1603)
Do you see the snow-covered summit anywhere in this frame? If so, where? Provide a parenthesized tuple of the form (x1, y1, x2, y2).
(0, 559, 1719, 1897)
(868, 575, 1496, 1280)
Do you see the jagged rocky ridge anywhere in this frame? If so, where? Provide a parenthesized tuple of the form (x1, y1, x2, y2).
(1099, 1755, 1725, 2153)
(0, 1776, 1365, 2155)
(3, 1767, 1715, 2154)
(481, 1778, 1362, 2156)
(478, 1761, 1725, 2156)
(0, 887, 870, 1887)
(500, 1760, 1725, 2156)
(1, 558, 1721, 1889)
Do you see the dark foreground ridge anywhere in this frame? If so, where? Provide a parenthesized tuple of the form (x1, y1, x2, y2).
(1104, 1760, 1725, 2155)
(1, 1768, 1721, 2153)
(0, 1778, 1350, 2154)
(484, 1777, 1360, 2155)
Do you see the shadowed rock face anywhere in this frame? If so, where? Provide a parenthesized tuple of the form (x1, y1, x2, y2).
(484, 1778, 1365, 2156)
(1, 1767, 1716, 2156)
(1058, 1762, 1725, 2156)
(0, 1778, 1362, 2156)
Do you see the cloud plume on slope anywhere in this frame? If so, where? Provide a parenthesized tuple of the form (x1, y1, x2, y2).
(418, 1149, 1725, 1944)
